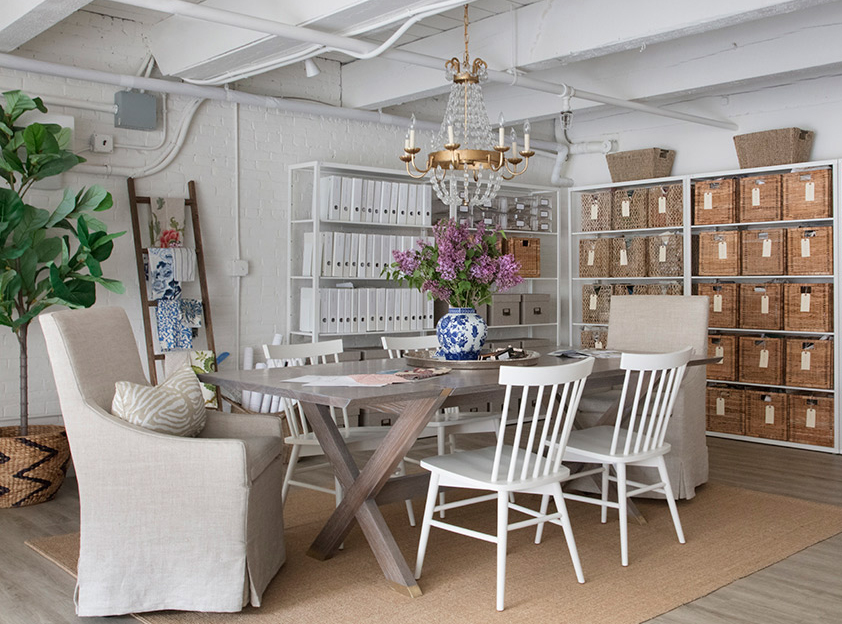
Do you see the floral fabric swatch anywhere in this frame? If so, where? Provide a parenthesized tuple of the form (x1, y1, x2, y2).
(147, 248, 182, 300)
(149, 197, 187, 248)
(181, 299, 204, 328)
(156, 300, 192, 351)
(188, 350, 218, 408)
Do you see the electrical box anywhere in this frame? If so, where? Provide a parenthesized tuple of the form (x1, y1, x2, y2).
(114, 91, 157, 130)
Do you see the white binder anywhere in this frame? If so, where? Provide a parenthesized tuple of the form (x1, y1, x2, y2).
(372, 181, 382, 223)
(319, 289, 329, 333)
(355, 289, 365, 333)
(394, 183, 408, 224)
(363, 179, 375, 223)
(338, 289, 350, 334)
(299, 287, 313, 332)
(339, 177, 352, 222)
(348, 233, 359, 278)
(357, 232, 367, 278)
(410, 289, 420, 331)
(400, 289, 411, 331)
(350, 178, 363, 222)
(320, 232, 332, 277)
(327, 289, 339, 333)
(385, 288, 396, 331)
(420, 184, 432, 225)
(376, 288, 386, 332)
(426, 295, 434, 329)
(407, 184, 418, 225)
(324, 176, 341, 221)
(332, 232, 345, 277)
(379, 181, 392, 224)
(367, 288, 377, 332)
(302, 232, 313, 277)
(372, 235, 383, 277)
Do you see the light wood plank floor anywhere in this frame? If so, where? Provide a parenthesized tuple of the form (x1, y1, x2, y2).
(0, 437, 840, 624)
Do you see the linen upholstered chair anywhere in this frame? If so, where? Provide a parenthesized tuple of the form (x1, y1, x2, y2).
(415, 358, 594, 611)
(40, 307, 286, 617)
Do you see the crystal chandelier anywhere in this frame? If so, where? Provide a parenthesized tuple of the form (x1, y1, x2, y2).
(400, 5, 534, 210)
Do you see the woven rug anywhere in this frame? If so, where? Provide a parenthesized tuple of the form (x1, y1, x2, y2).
(27, 483, 842, 624)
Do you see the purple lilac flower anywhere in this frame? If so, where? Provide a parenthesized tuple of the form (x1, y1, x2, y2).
(468, 254, 497, 284)
(392, 248, 420, 274)
(495, 254, 524, 291)
(422, 280, 452, 302)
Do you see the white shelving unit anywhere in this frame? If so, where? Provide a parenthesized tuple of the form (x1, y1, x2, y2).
(287, 161, 563, 349)
(567, 159, 840, 455)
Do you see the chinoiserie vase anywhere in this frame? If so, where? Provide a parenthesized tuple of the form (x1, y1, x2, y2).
(436, 307, 488, 360)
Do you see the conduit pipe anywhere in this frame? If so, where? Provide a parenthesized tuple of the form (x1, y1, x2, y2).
(0, 88, 118, 114)
(543, 116, 614, 187)
(109, 0, 738, 131)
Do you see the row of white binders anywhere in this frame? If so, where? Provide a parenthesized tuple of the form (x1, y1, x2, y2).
(302, 233, 432, 278)
(319, 176, 433, 225)
(300, 287, 435, 334)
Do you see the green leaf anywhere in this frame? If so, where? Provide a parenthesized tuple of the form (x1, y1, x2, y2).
(45, 189, 76, 228)
(33, 152, 82, 180)
(23, 123, 51, 155)
(0, 269, 16, 297)
(33, 236, 62, 262)
(54, 127, 72, 150)
(83, 254, 102, 277)
(76, 214, 89, 247)
(74, 186, 111, 213)
(0, 188, 26, 231)
(12, 204, 50, 245)
(0, 149, 25, 175)
(84, 216, 107, 232)
(18, 248, 37, 293)
(3, 91, 47, 123)
(0, 121, 12, 137)
(48, 265, 95, 308)
(89, 229, 124, 250)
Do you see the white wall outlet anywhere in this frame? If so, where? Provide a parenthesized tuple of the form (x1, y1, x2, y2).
(91, 134, 113, 153)
(230, 259, 249, 276)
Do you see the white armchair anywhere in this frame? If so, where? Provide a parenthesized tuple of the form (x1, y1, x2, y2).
(40, 306, 286, 617)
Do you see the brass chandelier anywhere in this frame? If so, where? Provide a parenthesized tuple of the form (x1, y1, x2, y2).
(400, 5, 534, 209)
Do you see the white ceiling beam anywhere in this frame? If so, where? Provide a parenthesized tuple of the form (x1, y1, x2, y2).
(0, 0, 92, 52)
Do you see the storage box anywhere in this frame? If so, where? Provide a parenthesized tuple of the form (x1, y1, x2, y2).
(708, 335, 738, 381)
(706, 385, 745, 435)
(741, 229, 786, 276)
(745, 390, 788, 440)
(697, 282, 739, 328)
(647, 184, 683, 228)
(739, 174, 782, 222)
(697, 230, 740, 276)
(612, 283, 634, 297)
(785, 338, 833, 389)
(505, 237, 540, 278)
(783, 283, 833, 332)
(578, 238, 610, 278)
(788, 394, 834, 447)
(694, 179, 737, 225)
(739, 336, 783, 385)
(582, 284, 611, 324)
(612, 187, 647, 229)
(580, 327, 608, 349)
(782, 169, 832, 220)
(739, 283, 782, 330)
(647, 281, 683, 296)
(610, 236, 648, 277)
(647, 233, 683, 277)
(487, 294, 522, 326)
(580, 191, 612, 231)
(606, 148, 675, 183)
(786, 227, 833, 275)
(733, 128, 814, 168)
(521, 293, 555, 325)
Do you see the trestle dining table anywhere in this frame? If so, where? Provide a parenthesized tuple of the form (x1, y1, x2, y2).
(199, 350, 715, 598)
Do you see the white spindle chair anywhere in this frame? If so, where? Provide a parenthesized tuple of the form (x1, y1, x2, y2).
(263, 340, 415, 525)
(414, 358, 594, 611)
(544, 347, 692, 567)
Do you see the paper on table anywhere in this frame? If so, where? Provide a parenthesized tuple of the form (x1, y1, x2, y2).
(284, 374, 404, 387)
(550, 348, 622, 359)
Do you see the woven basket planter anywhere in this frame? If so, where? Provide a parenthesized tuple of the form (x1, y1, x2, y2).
(733, 128, 813, 169)
(0, 425, 70, 508)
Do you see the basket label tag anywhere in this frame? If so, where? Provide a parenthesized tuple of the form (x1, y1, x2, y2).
(659, 245, 667, 262)
(658, 196, 667, 213)
(713, 294, 723, 312)
(595, 340, 604, 349)
(806, 407, 817, 428)
(762, 238, 772, 257)
(717, 241, 728, 259)
(801, 350, 811, 370)
(621, 200, 630, 217)
(765, 404, 775, 424)
(716, 397, 725, 416)
(752, 187, 761, 206)
(761, 295, 769, 314)
(801, 237, 811, 257)
(715, 345, 724, 359)
(619, 249, 628, 266)
(805, 181, 815, 202)
(703, 192, 713, 210)
(591, 203, 599, 220)
(589, 294, 598, 310)
(759, 349, 769, 368)
(587, 249, 595, 266)
(801, 292, 811, 312)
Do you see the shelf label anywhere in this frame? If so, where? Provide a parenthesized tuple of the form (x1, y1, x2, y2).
(589, 294, 598, 310)
(761, 295, 769, 314)
(801, 350, 811, 370)
(764, 404, 775, 424)
(801, 292, 811, 312)
(591, 203, 599, 220)
(761, 238, 772, 257)
(621, 200, 630, 217)
(715, 345, 724, 359)
(659, 245, 667, 262)
(752, 187, 761, 206)
(717, 241, 728, 259)
(806, 407, 817, 428)
(801, 237, 811, 257)
(713, 294, 723, 312)
(587, 249, 595, 266)
(759, 349, 769, 369)
(703, 192, 712, 210)
(805, 181, 815, 202)
(658, 196, 667, 213)
(619, 249, 628, 266)
(716, 397, 725, 416)
(595, 340, 604, 349)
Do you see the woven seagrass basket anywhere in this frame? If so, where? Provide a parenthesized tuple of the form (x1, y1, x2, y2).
(0, 425, 70, 508)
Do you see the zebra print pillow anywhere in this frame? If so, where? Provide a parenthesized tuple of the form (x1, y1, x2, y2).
(112, 363, 207, 436)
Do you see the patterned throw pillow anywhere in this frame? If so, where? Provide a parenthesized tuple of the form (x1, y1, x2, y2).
(112, 363, 207, 436)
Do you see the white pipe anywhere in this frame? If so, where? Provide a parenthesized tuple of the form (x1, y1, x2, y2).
(233, 101, 241, 368)
(0, 89, 118, 114)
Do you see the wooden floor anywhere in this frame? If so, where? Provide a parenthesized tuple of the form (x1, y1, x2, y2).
(1, 437, 840, 624)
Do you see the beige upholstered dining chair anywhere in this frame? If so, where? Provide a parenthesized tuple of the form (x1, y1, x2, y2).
(40, 307, 286, 617)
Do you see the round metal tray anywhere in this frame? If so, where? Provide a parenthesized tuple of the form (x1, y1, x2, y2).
(403, 349, 541, 369)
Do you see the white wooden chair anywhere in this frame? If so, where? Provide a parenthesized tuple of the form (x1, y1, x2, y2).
(549, 347, 692, 567)
(414, 358, 594, 611)
(262, 340, 416, 525)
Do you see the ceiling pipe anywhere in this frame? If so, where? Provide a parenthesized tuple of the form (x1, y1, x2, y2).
(108, 0, 738, 131)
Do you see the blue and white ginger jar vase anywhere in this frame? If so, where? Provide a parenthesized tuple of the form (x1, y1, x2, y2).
(436, 307, 488, 361)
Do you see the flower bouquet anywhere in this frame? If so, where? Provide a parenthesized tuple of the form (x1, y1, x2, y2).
(384, 218, 523, 360)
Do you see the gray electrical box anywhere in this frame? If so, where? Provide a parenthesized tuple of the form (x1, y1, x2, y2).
(114, 90, 157, 130)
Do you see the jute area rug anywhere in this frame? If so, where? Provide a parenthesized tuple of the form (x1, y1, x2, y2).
(27, 483, 842, 624)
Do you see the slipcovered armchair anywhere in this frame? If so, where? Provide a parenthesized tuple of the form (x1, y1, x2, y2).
(40, 307, 286, 617)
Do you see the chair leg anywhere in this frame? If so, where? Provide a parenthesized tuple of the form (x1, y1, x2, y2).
(496, 491, 509, 612)
(656, 455, 685, 544)
(600, 463, 610, 524)
(281, 444, 301, 504)
(415, 472, 441, 580)
(398, 460, 416, 527)
(552, 483, 585, 584)
(437, 430, 447, 519)
(534, 494, 551, 544)
(616, 463, 628, 567)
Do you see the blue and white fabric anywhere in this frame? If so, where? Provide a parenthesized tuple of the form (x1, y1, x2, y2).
(147, 248, 181, 300)
(156, 299, 193, 351)
(181, 299, 204, 328)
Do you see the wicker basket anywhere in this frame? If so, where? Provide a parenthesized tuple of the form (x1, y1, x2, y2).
(696, 230, 740, 276)
(0, 425, 70, 508)
(783, 283, 833, 332)
(739, 283, 783, 330)
(647, 184, 683, 228)
(606, 148, 675, 183)
(582, 284, 612, 324)
(785, 338, 833, 389)
(786, 226, 833, 275)
(580, 328, 609, 349)
(647, 281, 683, 296)
(708, 334, 738, 382)
(745, 390, 788, 440)
(505, 237, 540, 278)
(697, 282, 739, 328)
(788, 394, 834, 447)
(647, 233, 683, 277)
(739, 174, 782, 222)
(706, 385, 745, 435)
(694, 179, 737, 225)
(580, 191, 612, 231)
(740, 229, 786, 276)
(611, 236, 648, 277)
(739, 336, 783, 385)
(578, 238, 610, 278)
(733, 128, 814, 169)
(612, 188, 648, 230)
(782, 169, 832, 220)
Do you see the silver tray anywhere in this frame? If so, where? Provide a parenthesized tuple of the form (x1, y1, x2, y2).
(403, 349, 541, 369)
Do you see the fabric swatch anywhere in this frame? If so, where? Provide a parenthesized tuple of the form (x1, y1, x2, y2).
(149, 197, 187, 248)
(156, 299, 192, 351)
(147, 248, 181, 300)
(188, 350, 218, 408)
(170, 247, 197, 282)
(181, 299, 204, 328)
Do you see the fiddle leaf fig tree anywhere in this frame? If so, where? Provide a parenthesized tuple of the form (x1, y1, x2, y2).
(0, 90, 126, 435)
